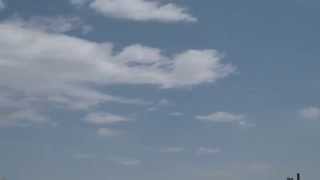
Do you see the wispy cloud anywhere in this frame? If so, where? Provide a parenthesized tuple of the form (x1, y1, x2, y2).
(96, 128, 123, 137)
(169, 112, 184, 116)
(196, 112, 254, 127)
(110, 157, 141, 166)
(5, 15, 92, 34)
(196, 112, 244, 123)
(202, 162, 272, 179)
(0, 93, 50, 127)
(147, 98, 173, 111)
(160, 147, 185, 153)
(75, 0, 197, 23)
(196, 147, 221, 155)
(84, 112, 130, 125)
(299, 106, 320, 120)
(84, 113, 130, 137)
(117, 159, 141, 166)
(0, 0, 5, 10)
(72, 153, 96, 160)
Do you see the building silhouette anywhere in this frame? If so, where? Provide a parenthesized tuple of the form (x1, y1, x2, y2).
(287, 173, 300, 180)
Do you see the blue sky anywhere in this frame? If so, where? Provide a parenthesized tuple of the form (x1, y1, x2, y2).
(0, 0, 320, 180)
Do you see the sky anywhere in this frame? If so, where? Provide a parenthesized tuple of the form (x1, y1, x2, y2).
(0, 0, 320, 180)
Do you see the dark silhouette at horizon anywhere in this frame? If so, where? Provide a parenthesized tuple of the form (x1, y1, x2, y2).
(287, 173, 301, 180)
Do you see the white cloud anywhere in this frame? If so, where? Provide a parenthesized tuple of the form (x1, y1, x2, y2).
(299, 106, 320, 120)
(0, 22, 233, 88)
(117, 44, 163, 64)
(97, 128, 123, 136)
(196, 147, 221, 155)
(196, 112, 254, 127)
(87, 0, 197, 23)
(0, 0, 5, 10)
(84, 112, 130, 125)
(0, 21, 234, 127)
(160, 147, 185, 153)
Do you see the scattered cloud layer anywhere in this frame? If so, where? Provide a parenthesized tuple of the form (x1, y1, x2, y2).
(196, 112, 255, 128)
(72, 0, 197, 23)
(0, 21, 234, 127)
(299, 106, 320, 120)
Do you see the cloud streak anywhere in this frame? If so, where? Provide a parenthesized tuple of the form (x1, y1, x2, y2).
(196, 112, 254, 128)
(0, 108, 50, 127)
(160, 147, 185, 153)
(84, 112, 130, 125)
